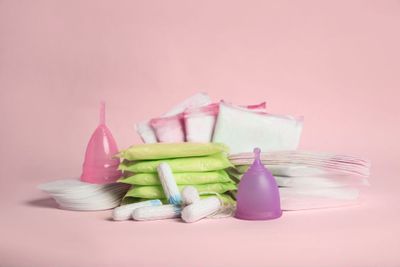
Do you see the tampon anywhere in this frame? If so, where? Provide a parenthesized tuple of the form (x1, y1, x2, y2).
(157, 163, 182, 205)
(181, 197, 221, 223)
(112, 199, 162, 221)
(132, 204, 182, 221)
(182, 186, 200, 205)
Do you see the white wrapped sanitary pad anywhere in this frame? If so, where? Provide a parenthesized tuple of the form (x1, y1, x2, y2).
(212, 102, 303, 154)
(135, 121, 158, 143)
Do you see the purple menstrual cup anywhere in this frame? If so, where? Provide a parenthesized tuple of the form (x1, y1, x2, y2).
(235, 148, 282, 220)
(80, 102, 122, 184)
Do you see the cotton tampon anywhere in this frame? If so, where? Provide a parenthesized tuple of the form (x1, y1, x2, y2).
(182, 186, 200, 205)
(132, 204, 182, 221)
(181, 197, 221, 223)
(112, 199, 162, 221)
(157, 163, 182, 205)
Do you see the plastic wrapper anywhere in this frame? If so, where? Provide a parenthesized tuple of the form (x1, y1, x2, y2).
(212, 102, 303, 154)
(118, 142, 228, 161)
(135, 92, 211, 143)
(119, 153, 232, 173)
(118, 170, 231, 186)
(150, 114, 185, 142)
(123, 182, 237, 199)
(122, 193, 235, 206)
(183, 102, 266, 143)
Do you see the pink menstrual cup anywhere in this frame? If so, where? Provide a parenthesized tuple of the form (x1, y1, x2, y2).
(80, 102, 122, 184)
(235, 148, 282, 220)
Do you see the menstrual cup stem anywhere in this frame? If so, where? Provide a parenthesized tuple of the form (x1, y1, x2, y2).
(99, 101, 106, 125)
(254, 147, 261, 164)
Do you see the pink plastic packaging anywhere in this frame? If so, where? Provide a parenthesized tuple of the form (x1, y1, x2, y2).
(183, 103, 220, 142)
(80, 102, 122, 184)
(135, 92, 212, 143)
(244, 102, 266, 110)
(235, 148, 282, 220)
(150, 114, 186, 142)
(183, 102, 267, 143)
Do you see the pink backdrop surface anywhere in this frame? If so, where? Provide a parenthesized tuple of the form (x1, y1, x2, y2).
(1, 0, 400, 266)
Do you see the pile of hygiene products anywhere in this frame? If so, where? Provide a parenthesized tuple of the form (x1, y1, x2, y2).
(117, 143, 236, 207)
(38, 102, 129, 211)
(38, 92, 371, 223)
(229, 151, 370, 210)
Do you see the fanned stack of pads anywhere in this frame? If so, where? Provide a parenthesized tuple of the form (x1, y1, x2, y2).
(135, 92, 304, 156)
(228, 151, 371, 210)
(38, 180, 130, 211)
(117, 143, 237, 205)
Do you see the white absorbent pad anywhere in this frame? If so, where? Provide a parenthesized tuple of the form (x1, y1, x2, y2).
(212, 102, 303, 154)
(38, 179, 130, 211)
(279, 187, 361, 210)
(229, 151, 371, 178)
(228, 168, 369, 188)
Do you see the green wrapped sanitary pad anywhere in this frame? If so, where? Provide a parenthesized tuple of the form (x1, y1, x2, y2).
(118, 142, 229, 160)
(122, 193, 236, 205)
(124, 182, 237, 199)
(235, 165, 250, 174)
(118, 170, 232, 185)
(119, 153, 233, 173)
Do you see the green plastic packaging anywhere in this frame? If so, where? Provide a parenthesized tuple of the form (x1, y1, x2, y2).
(118, 170, 232, 185)
(124, 182, 237, 199)
(119, 153, 233, 173)
(118, 142, 229, 160)
(122, 193, 236, 205)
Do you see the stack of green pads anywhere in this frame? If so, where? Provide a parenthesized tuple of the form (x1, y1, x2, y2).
(117, 143, 237, 205)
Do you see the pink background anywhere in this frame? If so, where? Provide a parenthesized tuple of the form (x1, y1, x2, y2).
(1, 0, 400, 266)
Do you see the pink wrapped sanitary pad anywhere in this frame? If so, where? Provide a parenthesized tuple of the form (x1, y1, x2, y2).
(135, 92, 212, 143)
(183, 103, 220, 142)
(184, 102, 267, 142)
(244, 102, 267, 110)
(150, 114, 186, 142)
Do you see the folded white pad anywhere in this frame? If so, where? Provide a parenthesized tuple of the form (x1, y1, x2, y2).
(38, 179, 130, 211)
